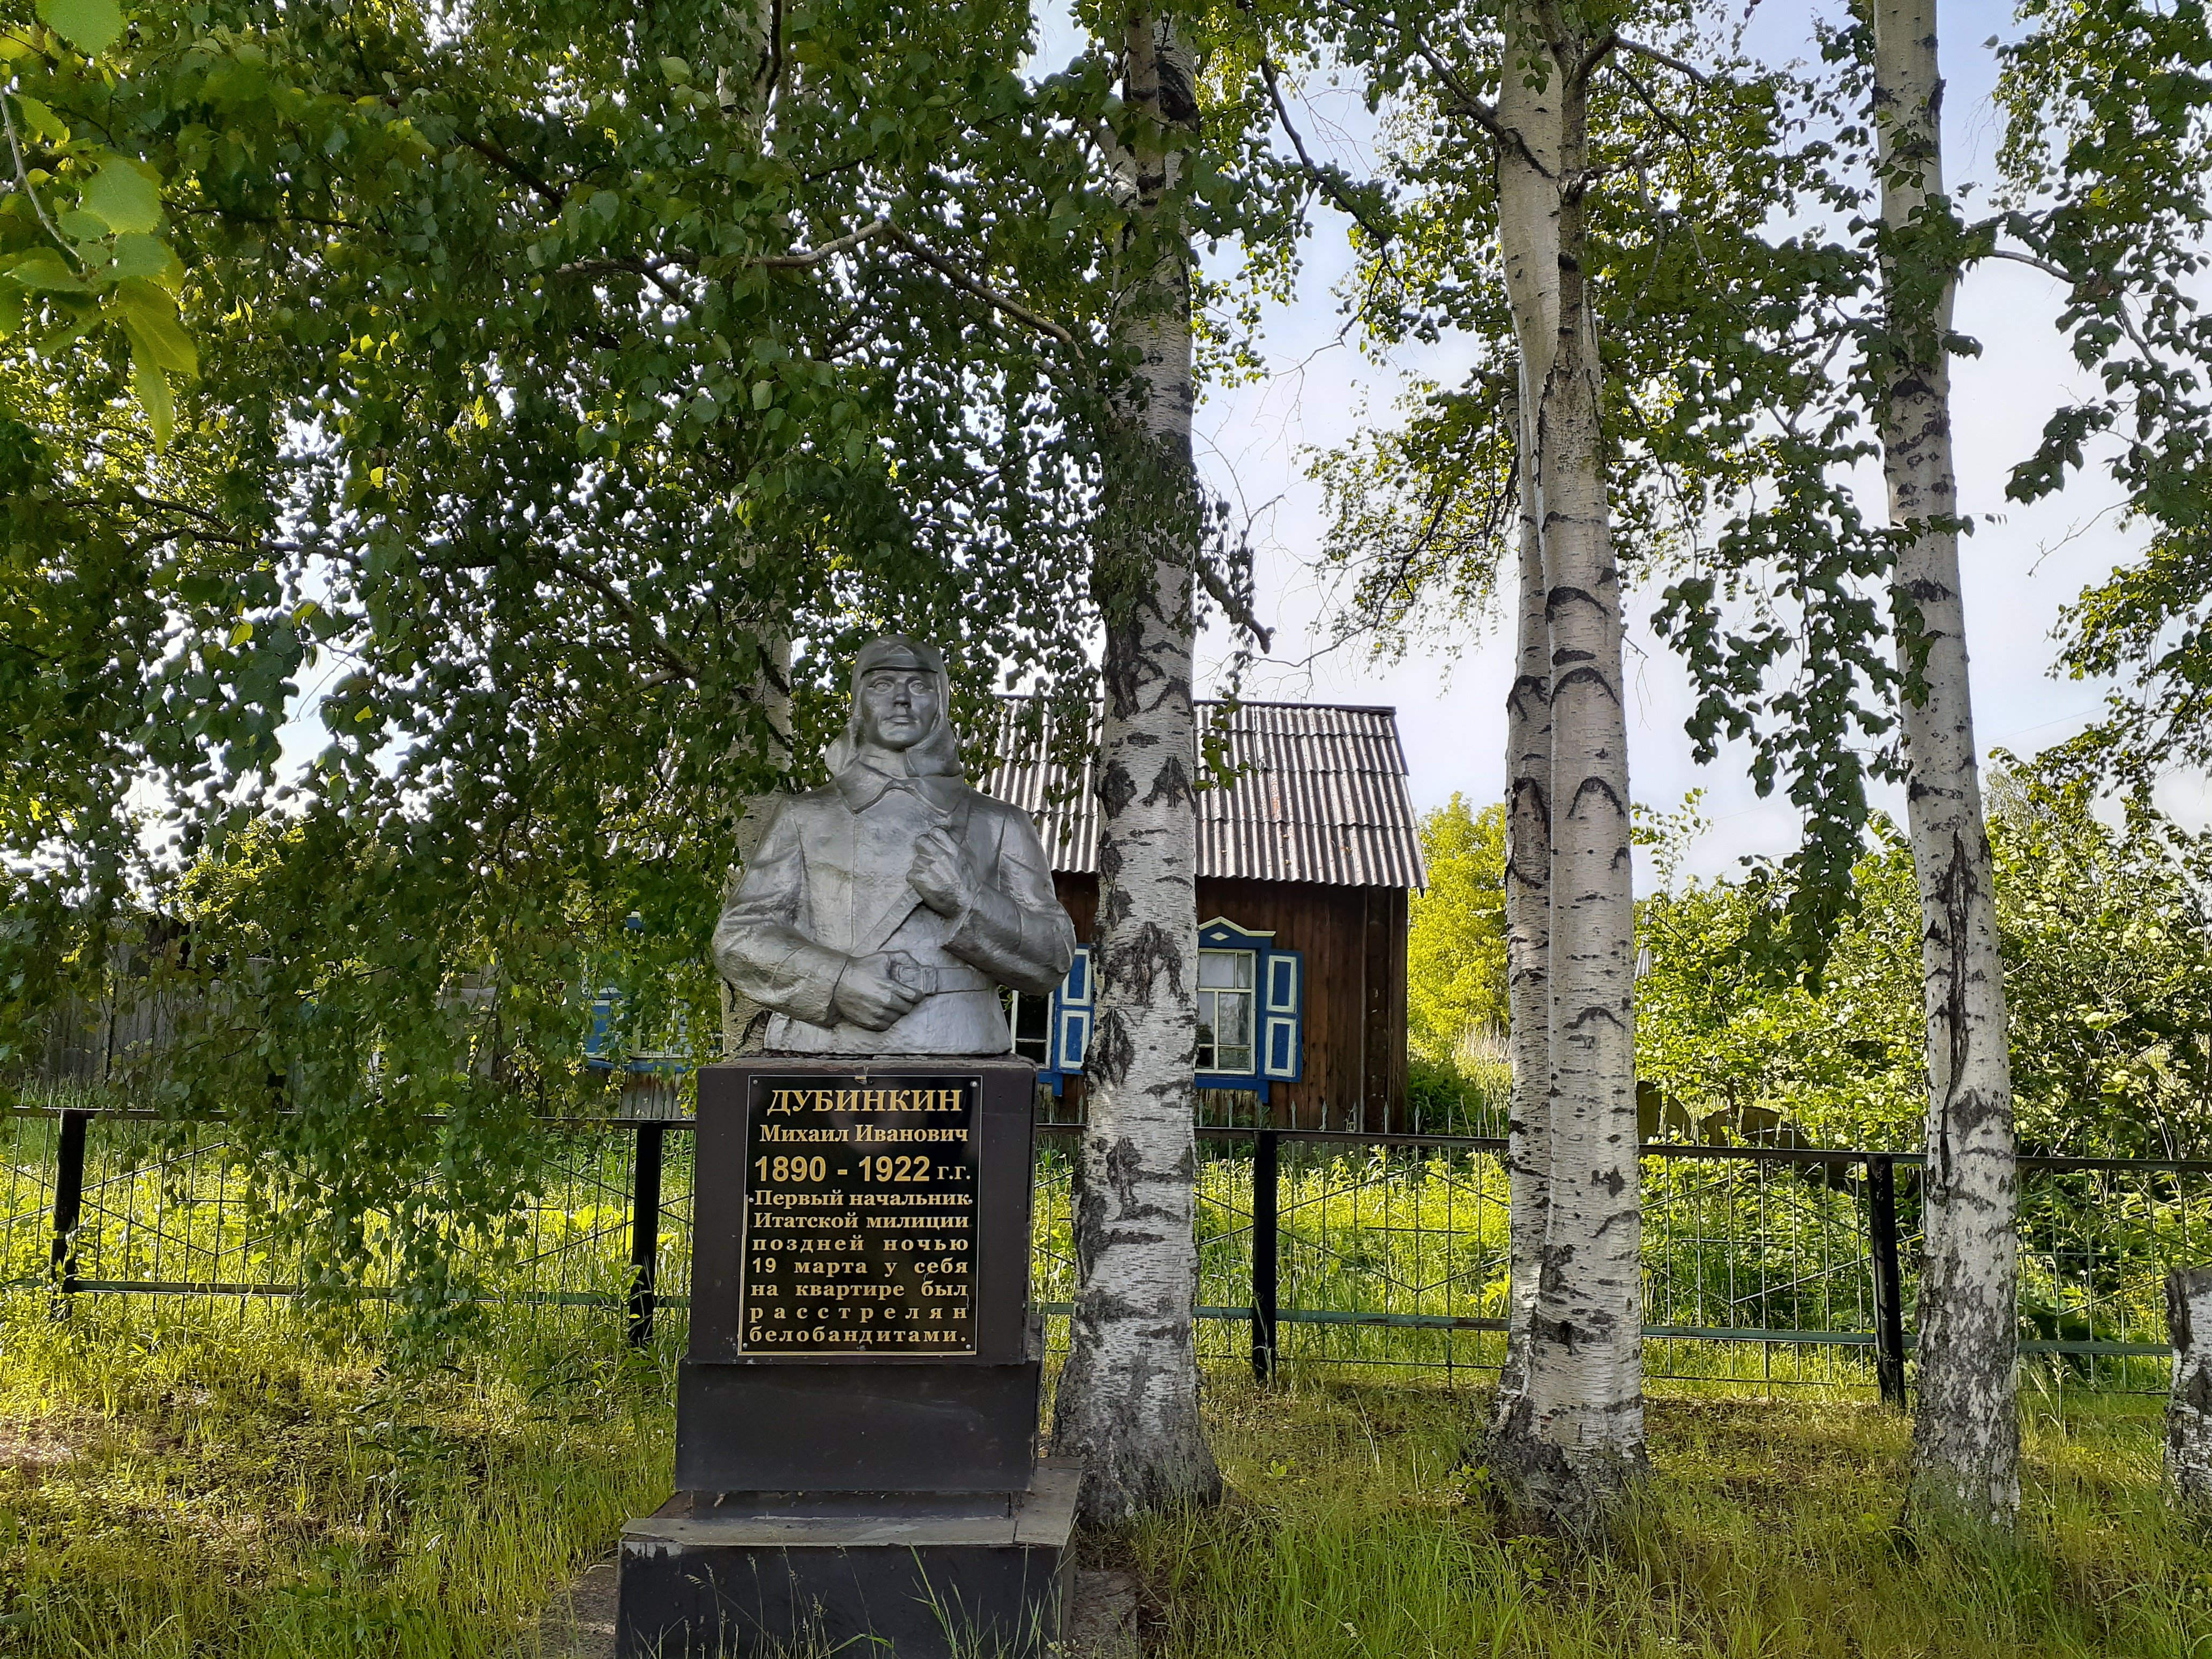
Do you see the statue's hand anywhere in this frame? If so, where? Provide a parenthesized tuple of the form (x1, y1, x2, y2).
(835, 953, 925, 1030)
(907, 827, 976, 918)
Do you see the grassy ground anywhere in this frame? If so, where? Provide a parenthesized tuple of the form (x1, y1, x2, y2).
(1137, 1375, 2212, 1659)
(0, 1298, 672, 1657)
(2, 1297, 2208, 1657)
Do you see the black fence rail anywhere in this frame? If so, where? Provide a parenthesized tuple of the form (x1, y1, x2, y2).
(3, 1107, 2202, 1393)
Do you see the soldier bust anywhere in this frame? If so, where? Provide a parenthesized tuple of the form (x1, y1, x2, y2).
(712, 636, 1077, 1056)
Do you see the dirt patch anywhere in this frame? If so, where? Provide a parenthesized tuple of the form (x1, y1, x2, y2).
(536, 1556, 618, 1659)
(1067, 1568, 1144, 1658)
(0, 1417, 86, 1476)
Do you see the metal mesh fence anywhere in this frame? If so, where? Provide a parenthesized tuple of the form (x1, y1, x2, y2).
(4, 1107, 2203, 1391)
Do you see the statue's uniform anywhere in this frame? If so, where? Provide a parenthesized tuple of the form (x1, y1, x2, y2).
(712, 756, 1075, 1055)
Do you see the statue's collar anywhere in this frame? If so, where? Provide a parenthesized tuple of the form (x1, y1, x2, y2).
(833, 754, 966, 816)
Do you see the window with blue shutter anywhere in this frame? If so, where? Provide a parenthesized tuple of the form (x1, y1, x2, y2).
(583, 983, 686, 1076)
(1008, 987, 1052, 1067)
(1020, 928, 1302, 1102)
(584, 987, 622, 1071)
(1194, 918, 1302, 1103)
(1262, 948, 1304, 1082)
(1057, 945, 1092, 1080)
(1020, 946, 1092, 1095)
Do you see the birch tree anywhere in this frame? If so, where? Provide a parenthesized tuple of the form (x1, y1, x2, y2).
(1868, 0, 2020, 1528)
(1300, 0, 1897, 1526)
(1797, 0, 2212, 1512)
(1494, 64, 1560, 1417)
(1483, 7, 1646, 1526)
(1049, 11, 1225, 1525)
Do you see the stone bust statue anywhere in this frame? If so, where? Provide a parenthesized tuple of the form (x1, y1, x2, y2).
(712, 636, 1077, 1056)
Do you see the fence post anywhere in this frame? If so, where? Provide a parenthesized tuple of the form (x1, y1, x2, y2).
(1868, 1154, 1907, 1408)
(629, 1119, 666, 1349)
(49, 1109, 89, 1318)
(1252, 1126, 1279, 1380)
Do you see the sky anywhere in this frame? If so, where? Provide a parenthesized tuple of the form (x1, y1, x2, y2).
(1080, 0, 2212, 887)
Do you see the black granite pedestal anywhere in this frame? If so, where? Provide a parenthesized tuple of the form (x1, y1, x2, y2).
(616, 1057, 1070, 1658)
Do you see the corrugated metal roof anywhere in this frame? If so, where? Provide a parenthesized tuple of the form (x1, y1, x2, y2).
(977, 700, 1428, 890)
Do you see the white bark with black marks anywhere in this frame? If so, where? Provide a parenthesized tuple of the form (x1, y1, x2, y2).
(1482, 6, 1645, 1531)
(1496, 432, 1552, 1413)
(2167, 1266, 2212, 1505)
(1491, 23, 1560, 1421)
(713, 0, 793, 1060)
(1872, 0, 2020, 1530)
(1049, 13, 1222, 1526)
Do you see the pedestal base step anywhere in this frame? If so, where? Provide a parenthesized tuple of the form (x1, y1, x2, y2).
(615, 1461, 1079, 1657)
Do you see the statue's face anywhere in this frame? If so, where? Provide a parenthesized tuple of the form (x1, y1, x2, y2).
(855, 666, 940, 753)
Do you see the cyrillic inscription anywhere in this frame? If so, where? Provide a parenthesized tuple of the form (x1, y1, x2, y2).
(737, 1074, 980, 1354)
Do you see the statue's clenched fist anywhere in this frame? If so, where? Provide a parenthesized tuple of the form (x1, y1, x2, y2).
(907, 827, 976, 918)
(833, 953, 925, 1031)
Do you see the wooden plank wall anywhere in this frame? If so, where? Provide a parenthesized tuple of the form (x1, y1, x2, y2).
(1047, 873, 1408, 1130)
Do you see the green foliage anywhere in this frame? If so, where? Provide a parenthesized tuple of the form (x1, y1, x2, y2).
(1405, 1052, 1510, 1137)
(2, 9, 197, 442)
(1406, 793, 1507, 1063)
(0, 0, 1203, 1323)
(1989, 765, 2212, 1160)
(1302, 3, 1904, 970)
(1, 0, 1319, 1334)
(1636, 830, 1924, 1147)
(1995, 0, 2212, 786)
(1637, 764, 2212, 1158)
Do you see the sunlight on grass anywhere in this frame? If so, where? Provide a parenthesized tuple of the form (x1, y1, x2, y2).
(4, 1290, 2208, 1657)
(1131, 1377, 2212, 1659)
(0, 1296, 673, 1657)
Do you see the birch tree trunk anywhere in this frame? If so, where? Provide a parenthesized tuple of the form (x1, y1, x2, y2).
(719, 630, 791, 1056)
(1049, 13, 1222, 1525)
(1483, 10, 1645, 1530)
(714, 5, 793, 1059)
(1490, 21, 1560, 1422)
(2166, 1265, 2212, 1505)
(1493, 416, 1552, 1412)
(1871, 0, 2021, 1529)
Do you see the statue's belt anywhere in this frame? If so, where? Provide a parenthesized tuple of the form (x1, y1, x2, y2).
(881, 959, 991, 997)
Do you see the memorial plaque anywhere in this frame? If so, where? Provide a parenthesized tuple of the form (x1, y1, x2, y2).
(738, 1072, 980, 1354)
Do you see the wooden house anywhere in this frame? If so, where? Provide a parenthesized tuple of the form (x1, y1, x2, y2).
(980, 701, 1428, 1131)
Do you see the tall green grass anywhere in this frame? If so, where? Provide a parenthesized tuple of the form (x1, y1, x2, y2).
(0, 1296, 674, 1657)
(3, 1291, 2206, 1657)
(1136, 1378, 2212, 1659)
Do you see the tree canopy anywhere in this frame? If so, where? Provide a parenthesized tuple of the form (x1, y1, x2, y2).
(0, 0, 1161, 1312)
(1406, 793, 1506, 1062)
(1636, 766, 2212, 1162)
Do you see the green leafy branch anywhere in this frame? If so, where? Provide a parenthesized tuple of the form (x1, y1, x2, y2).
(1, 0, 195, 443)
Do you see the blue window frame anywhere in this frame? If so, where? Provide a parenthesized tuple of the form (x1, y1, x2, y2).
(1025, 922, 1302, 1102)
(582, 986, 684, 1075)
(1014, 946, 1092, 1094)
